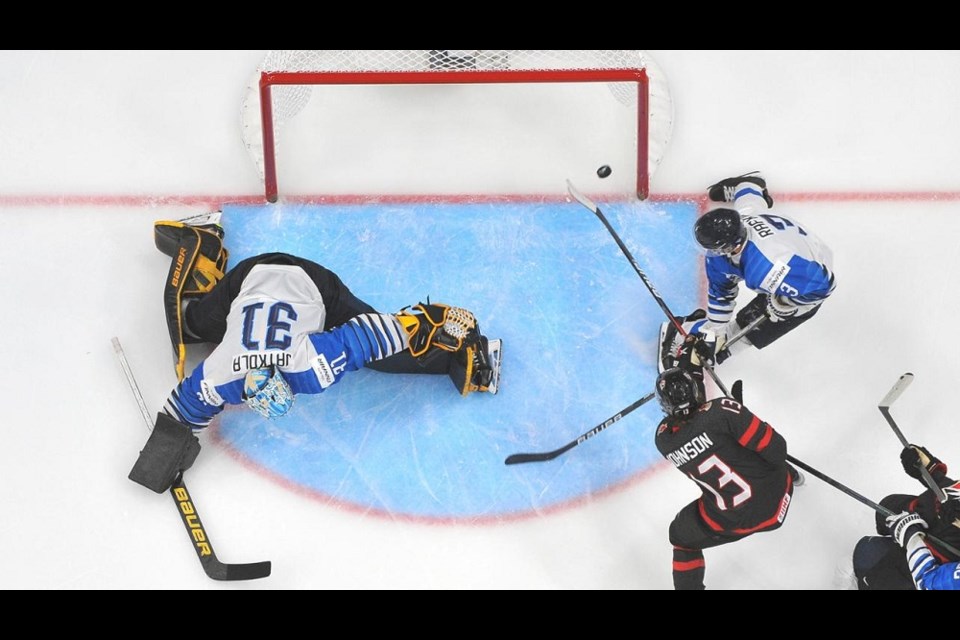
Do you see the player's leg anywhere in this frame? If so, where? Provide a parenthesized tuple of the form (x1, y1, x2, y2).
(852, 536, 915, 590)
(154, 214, 230, 379)
(375, 302, 502, 395)
(729, 294, 821, 350)
(667, 501, 741, 590)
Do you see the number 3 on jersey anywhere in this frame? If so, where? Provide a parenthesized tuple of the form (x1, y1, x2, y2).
(691, 454, 753, 510)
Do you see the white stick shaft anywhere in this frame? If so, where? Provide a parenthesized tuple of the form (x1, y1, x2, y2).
(112, 336, 154, 432)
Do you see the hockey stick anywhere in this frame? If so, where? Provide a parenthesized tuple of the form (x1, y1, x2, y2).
(503, 321, 761, 466)
(566, 180, 733, 397)
(112, 337, 272, 581)
(787, 454, 960, 558)
(877, 373, 948, 503)
(504, 393, 655, 465)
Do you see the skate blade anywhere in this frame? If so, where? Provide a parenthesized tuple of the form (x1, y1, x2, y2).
(485, 339, 502, 395)
(177, 211, 223, 228)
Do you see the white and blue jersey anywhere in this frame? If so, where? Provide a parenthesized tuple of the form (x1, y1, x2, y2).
(704, 187, 836, 326)
(905, 535, 960, 590)
(164, 264, 408, 429)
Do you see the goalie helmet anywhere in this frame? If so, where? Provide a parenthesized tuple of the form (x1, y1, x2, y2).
(243, 366, 294, 419)
(694, 208, 747, 255)
(656, 367, 705, 418)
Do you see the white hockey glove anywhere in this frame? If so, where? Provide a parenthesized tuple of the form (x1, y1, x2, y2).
(765, 295, 798, 322)
(886, 511, 928, 548)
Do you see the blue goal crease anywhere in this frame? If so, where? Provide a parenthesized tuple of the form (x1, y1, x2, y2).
(216, 199, 700, 520)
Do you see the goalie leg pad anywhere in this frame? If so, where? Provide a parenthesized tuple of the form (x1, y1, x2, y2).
(154, 213, 224, 257)
(448, 336, 502, 396)
(162, 225, 229, 379)
(128, 413, 201, 494)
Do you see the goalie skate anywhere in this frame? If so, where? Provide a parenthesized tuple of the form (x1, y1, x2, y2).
(482, 338, 503, 395)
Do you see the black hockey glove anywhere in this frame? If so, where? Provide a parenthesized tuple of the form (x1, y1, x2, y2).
(675, 334, 705, 373)
(900, 445, 948, 482)
(691, 330, 718, 367)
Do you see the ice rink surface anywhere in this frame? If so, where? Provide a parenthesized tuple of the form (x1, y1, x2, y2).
(2, 50, 959, 589)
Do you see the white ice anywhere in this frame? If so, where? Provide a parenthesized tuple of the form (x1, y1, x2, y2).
(2, 50, 959, 589)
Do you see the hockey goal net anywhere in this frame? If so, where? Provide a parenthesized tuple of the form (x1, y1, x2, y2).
(241, 50, 673, 202)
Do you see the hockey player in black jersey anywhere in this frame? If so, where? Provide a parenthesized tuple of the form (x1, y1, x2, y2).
(655, 335, 798, 590)
(852, 445, 960, 590)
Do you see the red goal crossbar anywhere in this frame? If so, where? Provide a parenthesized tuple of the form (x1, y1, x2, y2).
(257, 68, 649, 202)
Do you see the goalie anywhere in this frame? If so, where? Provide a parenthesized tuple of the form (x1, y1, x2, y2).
(130, 214, 502, 494)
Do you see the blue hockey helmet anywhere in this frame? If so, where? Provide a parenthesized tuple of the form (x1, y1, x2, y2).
(656, 367, 705, 418)
(694, 208, 747, 256)
(243, 366, 294, 418)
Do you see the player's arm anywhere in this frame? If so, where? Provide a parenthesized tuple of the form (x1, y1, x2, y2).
(888, 511, 960, 590)
(704, 257, 741, 326)
(726, 401, 787, 466)
(162, 360, 231, 430)
(900, 445, 952, 488)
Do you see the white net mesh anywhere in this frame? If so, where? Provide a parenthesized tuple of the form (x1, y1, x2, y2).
(241, 50, 673, 198)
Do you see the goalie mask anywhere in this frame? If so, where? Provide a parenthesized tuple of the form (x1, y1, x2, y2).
(243, 366, 294, 419)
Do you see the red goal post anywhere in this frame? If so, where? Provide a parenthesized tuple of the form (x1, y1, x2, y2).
(241, 50, 673, 202)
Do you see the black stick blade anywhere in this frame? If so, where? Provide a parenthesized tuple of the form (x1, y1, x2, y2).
(170, 478, 272, 581)
(205, 559, 272, 581)
(504, 392, 655, 466)
(505, 443, 576, 465)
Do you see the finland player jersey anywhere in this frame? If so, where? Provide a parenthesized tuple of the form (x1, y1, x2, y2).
(906, 537, 960, 590)
(704, 189, 836, 326)
(165, 265, 407, 428)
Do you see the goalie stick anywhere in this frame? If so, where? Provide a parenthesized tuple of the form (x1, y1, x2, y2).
(787, 454, 960, 558)
(566, 180, 736, 397)
(877, 373, 948, 503)
(112, 337, 272, 581)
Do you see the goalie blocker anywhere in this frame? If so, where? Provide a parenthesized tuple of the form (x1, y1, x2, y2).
(129, 412, 201, 493)
(154, 213, 228, 380)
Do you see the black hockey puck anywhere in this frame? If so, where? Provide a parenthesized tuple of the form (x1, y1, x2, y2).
(597, 165, 612, 179)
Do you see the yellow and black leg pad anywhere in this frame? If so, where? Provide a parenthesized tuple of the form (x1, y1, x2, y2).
(447, 335, 501, 396)
(396, 302, 478, 358)
(128, 413, 201, 494)
(161, 223, 228, 379)
(154, 212, 224, 257)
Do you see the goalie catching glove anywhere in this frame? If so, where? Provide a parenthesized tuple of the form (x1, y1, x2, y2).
(396, 302, 501, 396)
(154, 213, 229, 380)
(396, 302, 479, 358)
